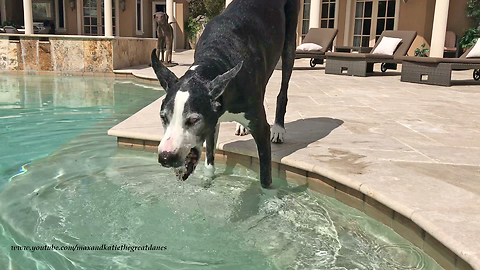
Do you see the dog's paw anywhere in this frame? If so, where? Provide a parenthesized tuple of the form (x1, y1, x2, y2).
(235, 123, 249, 136)
(270, 123, 285, 143)
(204, 161, 215, 178)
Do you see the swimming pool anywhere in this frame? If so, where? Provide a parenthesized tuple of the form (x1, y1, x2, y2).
(0, 74, 443, 269)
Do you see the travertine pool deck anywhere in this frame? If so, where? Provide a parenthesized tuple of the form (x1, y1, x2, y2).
(110, 50, 480, 270)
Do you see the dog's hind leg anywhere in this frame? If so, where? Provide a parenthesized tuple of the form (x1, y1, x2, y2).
(204, 124, 220, 179)
(271, 0, 300, 144)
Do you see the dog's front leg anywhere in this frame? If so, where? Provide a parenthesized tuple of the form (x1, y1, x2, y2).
(204, 124, 219, 178)
(250, 116, 272, 188)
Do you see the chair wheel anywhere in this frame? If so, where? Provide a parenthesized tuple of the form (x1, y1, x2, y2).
(381, 63, 387, 72)
(310, 58, 316, 68)
(474, 69, 480, 81)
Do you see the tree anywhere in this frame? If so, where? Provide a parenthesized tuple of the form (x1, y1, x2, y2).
(188, 0, 224, 21)
(204, 0, 225, 19)
(467, 0, 480, 27)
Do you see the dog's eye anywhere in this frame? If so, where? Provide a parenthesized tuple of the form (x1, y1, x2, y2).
(160, 112, 168, 124)
(185, 116, 200, 127)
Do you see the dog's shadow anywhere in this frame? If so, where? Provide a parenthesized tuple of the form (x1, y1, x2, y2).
(222, 117, 343, 169)
(220, 117, 343, 222)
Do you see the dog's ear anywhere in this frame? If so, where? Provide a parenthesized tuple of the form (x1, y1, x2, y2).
(208, 61, 243, 100)
(151, 49, 178, 90)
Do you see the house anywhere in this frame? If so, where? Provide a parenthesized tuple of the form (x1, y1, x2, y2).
(0, 0, 472, 56)
(0, 0, 189, 49)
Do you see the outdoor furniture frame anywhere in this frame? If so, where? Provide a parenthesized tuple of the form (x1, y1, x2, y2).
(295, 28, 338, 67)
(398, 45, 480, 86)
(325, 30, 417, 76)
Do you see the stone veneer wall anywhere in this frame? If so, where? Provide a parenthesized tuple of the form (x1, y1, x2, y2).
(0, 34, 157, 73)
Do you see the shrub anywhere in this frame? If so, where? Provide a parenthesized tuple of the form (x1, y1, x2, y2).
(460, 26, 480, 49)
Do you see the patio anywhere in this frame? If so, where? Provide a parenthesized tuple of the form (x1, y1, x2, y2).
(110, 50, 480, 270)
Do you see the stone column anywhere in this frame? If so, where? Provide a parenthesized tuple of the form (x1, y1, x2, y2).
(430, 0, 450, 58)
(104, 0, 113, 37)
(226, 0, 233, 7)
(309, 0, 321, 29)
(23, 0, 34, 35)
(167, 0, 175, 23)
(167, 0, 176, 50)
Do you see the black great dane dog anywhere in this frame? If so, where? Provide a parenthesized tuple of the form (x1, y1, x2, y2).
(153, 0, 300, 188)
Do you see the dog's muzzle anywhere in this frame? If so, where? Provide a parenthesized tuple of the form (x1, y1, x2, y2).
(158, 151, 182, 168)
(158, 148, 200, 181)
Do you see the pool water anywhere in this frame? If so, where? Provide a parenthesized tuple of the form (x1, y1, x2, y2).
(0, 75, 443, 270)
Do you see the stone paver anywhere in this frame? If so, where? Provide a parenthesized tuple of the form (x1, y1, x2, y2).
(111, 50, 480, 269)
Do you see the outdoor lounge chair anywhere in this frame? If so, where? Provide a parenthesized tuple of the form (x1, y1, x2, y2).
(324, 30, 417, 76)
(397, 42, 480, 87)
(295, 28, 338, 67)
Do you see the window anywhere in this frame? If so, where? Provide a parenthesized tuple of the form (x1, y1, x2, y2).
(136, 0, 143, 34)
(320, 0, 336, 29)
(32, 2, 54, 20)
(55, 0, 66, 32)
(352, 0, 397, 47)
(302, 0, 310, 40)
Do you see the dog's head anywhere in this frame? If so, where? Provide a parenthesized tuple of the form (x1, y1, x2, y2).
(151, 50, 242, 180)
(154, 12, 168, 25)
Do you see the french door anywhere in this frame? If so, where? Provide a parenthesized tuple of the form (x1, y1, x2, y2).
(352, 0, 397, 47)
(83, 0, 116, 36)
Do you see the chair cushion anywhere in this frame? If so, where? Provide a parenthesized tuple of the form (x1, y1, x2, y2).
(371, 37, 402, 55)
(296, 43, 323, 52)
(466, 41, 480, 58)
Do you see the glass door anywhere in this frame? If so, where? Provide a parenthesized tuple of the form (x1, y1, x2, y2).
(321, 0, 336, 29)
(83, 0, 115, 36)
(352, 0, 396, 47)
(301, 0, 311, 40)
(375, 0, 396, 41)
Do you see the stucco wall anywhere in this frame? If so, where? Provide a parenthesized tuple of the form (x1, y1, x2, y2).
(447, 0, 470, 39)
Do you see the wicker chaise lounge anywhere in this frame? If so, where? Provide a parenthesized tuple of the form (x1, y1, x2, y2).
(325, 30, 417, 76)
(295, 28, 338, 67)
(397, 44, 480, 86)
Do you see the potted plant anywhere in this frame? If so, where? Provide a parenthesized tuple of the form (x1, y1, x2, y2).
(414, 43, 430, 57)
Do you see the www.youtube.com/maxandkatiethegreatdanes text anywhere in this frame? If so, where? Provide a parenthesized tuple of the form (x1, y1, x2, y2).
(11, 244, 167, 253)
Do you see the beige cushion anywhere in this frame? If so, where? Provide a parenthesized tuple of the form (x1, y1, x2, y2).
(371, 37, 402, 55)
(466, 41, 480, 58)
(296, 43, 323, 52)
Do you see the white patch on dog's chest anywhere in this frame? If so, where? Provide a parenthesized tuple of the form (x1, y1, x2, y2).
(189, 65, 199, 71)
(219, 112, 250, 127)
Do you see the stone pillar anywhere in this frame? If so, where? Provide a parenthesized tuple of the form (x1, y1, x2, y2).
(226, 0, 233, 7)
(167, 0, 176, 50)
(167, 0, 174, 23)
(430, 0, 450, 58)
(23, 0, 34, 35)
(104, 0, 113, 37)
(309, 0, 321, 29)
